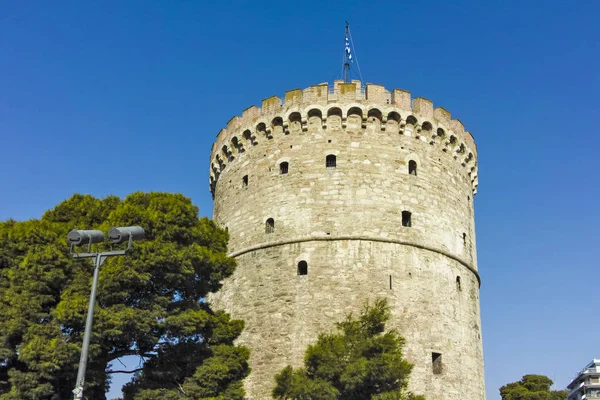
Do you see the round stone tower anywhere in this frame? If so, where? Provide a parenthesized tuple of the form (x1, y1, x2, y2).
(208, 80, 484, 400)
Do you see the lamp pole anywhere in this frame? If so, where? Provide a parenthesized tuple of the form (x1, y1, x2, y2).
(68, 227, 145, 400)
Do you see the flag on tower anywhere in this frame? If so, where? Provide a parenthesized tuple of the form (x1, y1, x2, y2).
(345, 36, 353, 62)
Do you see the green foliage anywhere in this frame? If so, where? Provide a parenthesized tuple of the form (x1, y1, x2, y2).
(272, 299, 425, 400)
(0, 193, 249, 399)
(499, 375, 568, 400)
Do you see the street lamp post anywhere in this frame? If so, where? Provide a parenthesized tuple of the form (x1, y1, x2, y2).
(67, 226, 145, 400)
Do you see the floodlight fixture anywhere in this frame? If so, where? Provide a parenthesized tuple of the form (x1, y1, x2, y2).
(108, 226, 145, 244)
(67, 225, 144, 399)
(68, 230, 105, 246)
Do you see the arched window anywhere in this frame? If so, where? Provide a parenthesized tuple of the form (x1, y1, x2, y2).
(387, 112, 401, 133)
(326, 154, 336, 169)
(402, 211, 412, 227)
(231, 136, 240, 152)
(456, 276, 462, 291)
(265, 218, 275, 234)
(288, 112, 302, 134)
(409, 160, 417, 176)
(307, 109, 323, 131)
(272, 117, 284, 135)
(297, 261, 308, 276)
(242, 175, 248, 187)
(280, 162, 289, 175)
(406, 115, 417, 126)
(366, 108, 382, 132)
(326, 107, 343, 129)
(346, 107, 363, 132)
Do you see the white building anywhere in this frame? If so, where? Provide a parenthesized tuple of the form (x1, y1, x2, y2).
(567, 359, 600, 400)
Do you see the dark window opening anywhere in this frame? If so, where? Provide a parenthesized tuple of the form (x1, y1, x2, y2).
(272, 117, 284, 134)
(432, 353, 443, 375)
(280, 162, 289, 175)
(462, 232, 467, 245)
(298, 261, 308, 276)
(265, 218, 275, 234)
(326, 154, 336, 169)
(389, 275, 392, 290)
(408, 160, 417, 176)
(402, 211, 412, 227)
(388, 111, 401, 123)
(242, 175, 248, 187)
(456, 276, 462, 291)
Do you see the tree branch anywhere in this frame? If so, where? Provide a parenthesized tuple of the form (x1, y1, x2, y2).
(107, 367, 144, 374)
(108, 350, 155, 362)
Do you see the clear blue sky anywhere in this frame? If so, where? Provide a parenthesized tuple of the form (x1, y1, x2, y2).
(1, 1, 598, 399)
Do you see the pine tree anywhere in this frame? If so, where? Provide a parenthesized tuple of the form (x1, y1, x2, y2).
(500, 375, 568, 400)
(272, 298, 424, 400)
(0, 193, 249, 399)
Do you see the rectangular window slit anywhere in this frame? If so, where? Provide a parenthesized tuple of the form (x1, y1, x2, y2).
(432, 352, 443, 375)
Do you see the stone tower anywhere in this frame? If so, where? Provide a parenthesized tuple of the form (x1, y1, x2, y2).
(208, 80, 484, 400)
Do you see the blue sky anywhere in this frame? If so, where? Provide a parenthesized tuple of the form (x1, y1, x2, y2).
(1, 1, 598, 398)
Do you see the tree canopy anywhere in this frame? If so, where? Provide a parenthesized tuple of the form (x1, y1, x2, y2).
(272, 298, 424, 400)
(499, 375, 568, 400)
(0, 192, 249, 400)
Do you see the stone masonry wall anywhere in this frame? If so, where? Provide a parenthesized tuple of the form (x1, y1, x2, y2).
(208, 81, 484, 400)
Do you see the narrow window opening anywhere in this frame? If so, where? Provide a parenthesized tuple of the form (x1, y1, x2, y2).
(265, 218, 275, 234)
(297, 261, 308, 276)
(389, 275, 392, 290)
(402, 211, 412, 227)
(432, 353, 443, 375)
(326, 154, 336, 169)
(242, 175, 248, 187)
(462, 232, 467, 245)
(280, 162, 289, 175)
(456, 276, 462, 291)
(408, 160, 417, 176)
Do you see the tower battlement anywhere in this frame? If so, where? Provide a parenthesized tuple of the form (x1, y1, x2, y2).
(208, 81, 485, 400)
(210, 81, 478, 197)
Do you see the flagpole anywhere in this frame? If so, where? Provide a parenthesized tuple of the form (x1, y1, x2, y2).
(344, 22, 350, 83)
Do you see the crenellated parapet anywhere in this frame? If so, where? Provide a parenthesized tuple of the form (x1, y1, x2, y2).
(209, 80, 478, 196)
